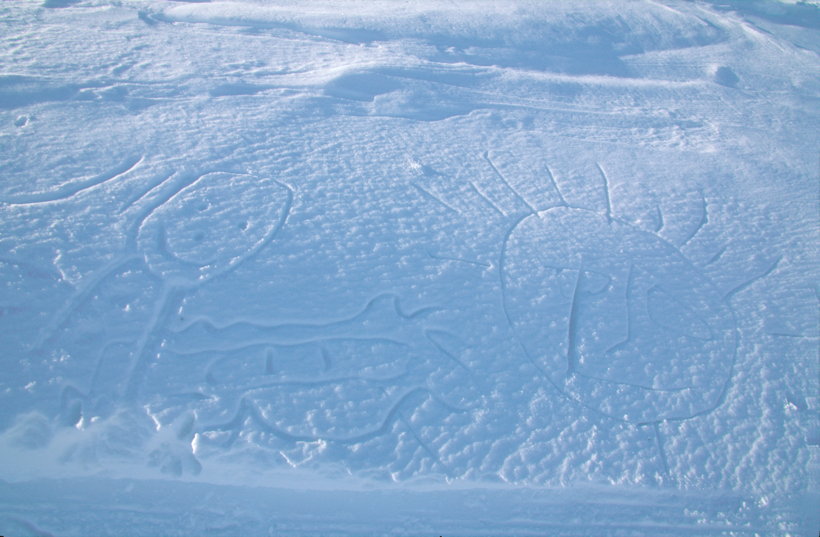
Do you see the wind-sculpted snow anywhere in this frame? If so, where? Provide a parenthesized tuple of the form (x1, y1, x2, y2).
(0, 0, 818, 535)
(158, 0, 730, 64)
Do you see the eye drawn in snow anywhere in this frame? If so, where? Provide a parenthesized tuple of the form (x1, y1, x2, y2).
(501, 205, 737, 425)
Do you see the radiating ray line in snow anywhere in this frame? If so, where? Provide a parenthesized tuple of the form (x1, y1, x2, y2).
(425, 329, 471, 372)
(596, 162, 613, 223)
(484, 151, 537, 215)
(410, 182, 460, 215)
(544, 164, 568, 207)
(680, 190, 708, 247)
(723, 256, 782, 300)
(467, 180, 506, 217)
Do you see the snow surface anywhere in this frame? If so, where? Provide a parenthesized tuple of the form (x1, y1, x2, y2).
(0, 0, 818, 535)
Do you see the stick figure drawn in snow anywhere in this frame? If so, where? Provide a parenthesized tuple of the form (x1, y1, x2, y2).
(27, 160, 453, 473)
(30, 165, 293, 408)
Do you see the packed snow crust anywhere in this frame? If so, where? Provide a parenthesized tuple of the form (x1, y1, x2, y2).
(0, 0, 818, 535)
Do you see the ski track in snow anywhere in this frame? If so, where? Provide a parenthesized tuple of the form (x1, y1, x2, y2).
(0, 0, 818, 534)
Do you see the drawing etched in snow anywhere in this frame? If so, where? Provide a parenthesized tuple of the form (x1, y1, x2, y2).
(501, 203, 737, 425)
(30, 170, 292, 403)
(126, 171, 295, 400)
(0, 0, 816, 533)
(161, 293, 457, 452)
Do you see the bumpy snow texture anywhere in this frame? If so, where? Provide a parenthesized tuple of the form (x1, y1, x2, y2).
(0, 0, 818, 535)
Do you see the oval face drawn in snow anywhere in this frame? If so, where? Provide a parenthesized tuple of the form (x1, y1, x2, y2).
(138, 172, 292, 284)
(501, 207, 736, 423)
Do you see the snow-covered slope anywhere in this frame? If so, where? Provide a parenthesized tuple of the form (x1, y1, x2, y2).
(0, 0, 817, 535)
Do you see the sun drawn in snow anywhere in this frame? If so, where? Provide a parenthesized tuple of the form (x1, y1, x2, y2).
(411, 148, 774, 435)
(500, 197, 737, 426)
(484, 156, 778, 439)
(395, 146, 781, 481)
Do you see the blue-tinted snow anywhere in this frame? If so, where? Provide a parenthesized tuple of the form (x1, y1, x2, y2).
(0, 0, 818, 535)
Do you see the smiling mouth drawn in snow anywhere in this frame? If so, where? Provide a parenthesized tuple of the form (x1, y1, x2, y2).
(501, 200, 737, 425)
